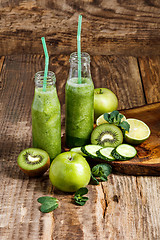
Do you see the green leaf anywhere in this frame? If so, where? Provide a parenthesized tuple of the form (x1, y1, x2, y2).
(118, 114, 124, 123)
(119, 121, 130, 132)
(37, 196, 58, 213)
(92, 164, 112, 177)
(92, 165, 102, 177)
(103, 110, 126, 126)
(40, 202, 58, 213)
(102, 110, 130, 137)
(75, 187, 88, 196)
(74, 196, 88, 202)
(103, 113, 110, 122)
(100, 175, 108, 181)
(74, 199, 88, 206)
(92, 164, 112, 183)
(100, 164, 112, 176)
(91, 173, 100, 185)
(110, 110, 119, 120)
(37, 196, 57, 204)
(74, 187, 89, 206)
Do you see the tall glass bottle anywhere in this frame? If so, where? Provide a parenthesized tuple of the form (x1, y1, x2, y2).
(65, 52, 94, 147)
(32, 71, 61, 160)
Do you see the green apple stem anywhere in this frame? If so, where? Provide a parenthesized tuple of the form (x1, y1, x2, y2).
(99, 88, 103, 94)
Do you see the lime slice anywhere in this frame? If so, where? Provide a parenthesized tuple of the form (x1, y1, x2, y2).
(125, 118, 151, 145)
(96, 113, 126, 126)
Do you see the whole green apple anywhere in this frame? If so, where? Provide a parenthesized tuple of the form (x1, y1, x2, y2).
(49, 152, 91, 192)
(94, 88, 118, 120)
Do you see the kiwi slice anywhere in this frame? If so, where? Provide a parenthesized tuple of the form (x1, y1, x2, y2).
(17, 148, 50, 177)
(91, 123, 123, 148)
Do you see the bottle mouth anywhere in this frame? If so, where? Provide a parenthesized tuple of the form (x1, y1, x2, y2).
(35, 71, 56, 86)
(69, 52, 90, 63)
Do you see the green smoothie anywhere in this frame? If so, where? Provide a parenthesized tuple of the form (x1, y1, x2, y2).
(65, 77, 94, 147)
(32, 86, 61, 160)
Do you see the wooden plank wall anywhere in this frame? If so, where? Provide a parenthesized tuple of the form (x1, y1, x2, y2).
(0, 0, 160, 56)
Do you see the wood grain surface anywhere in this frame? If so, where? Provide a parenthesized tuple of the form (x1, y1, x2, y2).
(0, 55, 160, 240)
(0, 1, 160, 56)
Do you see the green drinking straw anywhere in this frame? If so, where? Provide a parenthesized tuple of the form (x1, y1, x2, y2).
(77, 15, 82, 84)
(41, 37, 49, 91)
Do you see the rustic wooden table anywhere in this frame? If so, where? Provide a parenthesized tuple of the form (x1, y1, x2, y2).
(0, 54, 160, 240)
(1, 1, 160, 239)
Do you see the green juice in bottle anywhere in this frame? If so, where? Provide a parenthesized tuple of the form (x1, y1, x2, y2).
(65, 52, 94, 147)
(32, 71, 61, 160)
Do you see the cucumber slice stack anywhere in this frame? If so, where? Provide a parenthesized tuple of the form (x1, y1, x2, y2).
(77, 144, 137, 161)
(111, 144, 137, 160)
(96, 147, 115, 161)
(81, 145, 103, 158)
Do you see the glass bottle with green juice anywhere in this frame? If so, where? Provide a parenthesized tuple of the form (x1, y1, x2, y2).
(65, 52, 94, 147)
(32, 71, 61, 160)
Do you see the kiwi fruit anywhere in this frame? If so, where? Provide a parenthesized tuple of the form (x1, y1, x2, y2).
(17, 148, 50, 177)
(91, 123, 123, 148)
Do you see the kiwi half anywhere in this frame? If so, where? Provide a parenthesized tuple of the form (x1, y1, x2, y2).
(91, 123, 123, 148)
(17, 148, 50, 177)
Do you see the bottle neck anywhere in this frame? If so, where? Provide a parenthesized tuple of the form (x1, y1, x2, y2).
(34, 71, 56, 88)
(68, 52, 92, 80)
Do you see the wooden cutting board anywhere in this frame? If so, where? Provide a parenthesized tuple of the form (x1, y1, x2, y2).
(63, 102, 160, 176)
(108, 102, 160, 176)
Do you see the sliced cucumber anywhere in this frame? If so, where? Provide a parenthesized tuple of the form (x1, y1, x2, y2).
(111, 144, 137, 160)
(97, 147, 115, 161)
(81, 145, 103, 158)
(70, 147, 87, 157)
